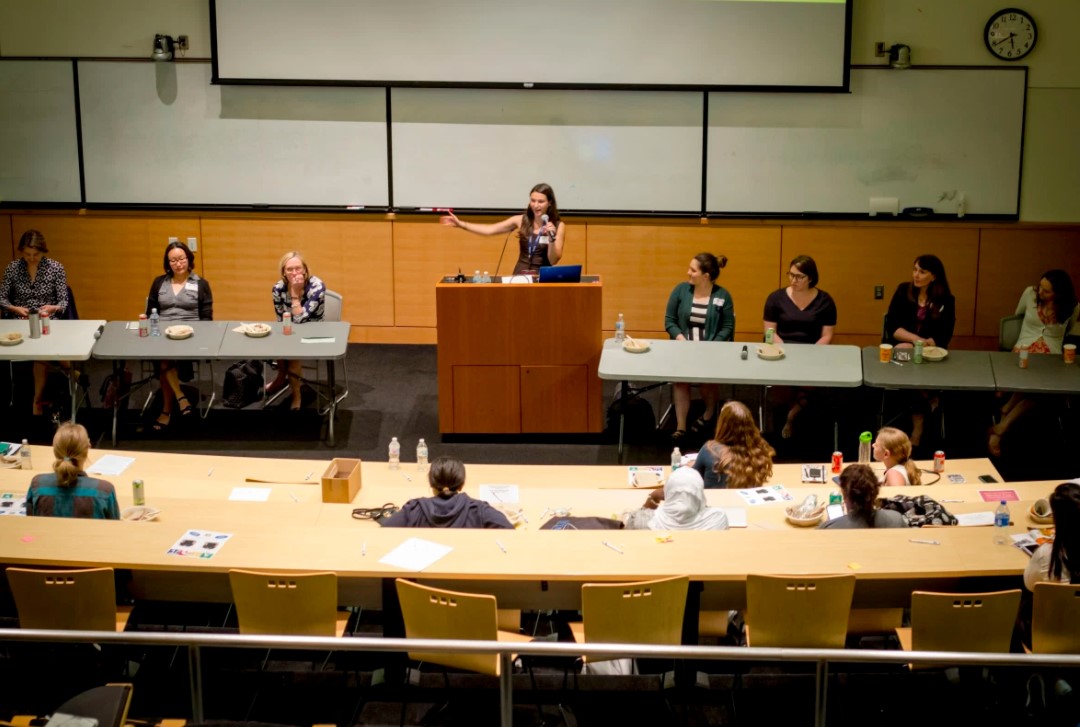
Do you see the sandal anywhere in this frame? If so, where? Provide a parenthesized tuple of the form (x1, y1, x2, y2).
(177, 395, 194, 417)
(151, 413, 171, 431)
(689, 415, 715, 435)
(670, 429, 686, 444)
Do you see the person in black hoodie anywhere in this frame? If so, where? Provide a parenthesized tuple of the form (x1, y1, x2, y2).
(379, 456, 512, 529)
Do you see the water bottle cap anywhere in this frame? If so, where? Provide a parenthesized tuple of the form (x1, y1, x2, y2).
(672, 447, 681, 455)
(390, 437, 398, 442)
(859, 431, 872, 442)
(1000, 500, 1007, 504)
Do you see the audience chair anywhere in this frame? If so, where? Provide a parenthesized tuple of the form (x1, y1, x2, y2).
(744, 574, 855, 648)
(228, 569, 349, 637)
(1031, 582, 1080, 654)
(571, 575, 689, 666)
(895, 589, 1021, 662)
(6, 567, 131, 631)
(395, 579, 532, 725)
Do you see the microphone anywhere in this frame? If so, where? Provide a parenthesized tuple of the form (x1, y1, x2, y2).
(94, 324, 105, 339)
(540, 214, 550, 243)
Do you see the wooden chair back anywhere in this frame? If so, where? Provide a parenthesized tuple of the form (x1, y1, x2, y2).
(1032, 582, 1080, 654)
(228, 569, 340, 637)
(910, 589, 1020, 653)
(396, 578, 502, 676)
(579, 576, 689, 659)
(745, 574, 855, 648)
(6, 567, 124, 632)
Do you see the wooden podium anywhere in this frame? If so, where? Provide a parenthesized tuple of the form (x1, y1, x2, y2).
(436, 279, 604, 434)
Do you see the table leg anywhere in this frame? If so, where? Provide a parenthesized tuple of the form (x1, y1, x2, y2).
(111, 361, 122, 447)
(617, 380, 628, 459)
(326, 359, 337, 446)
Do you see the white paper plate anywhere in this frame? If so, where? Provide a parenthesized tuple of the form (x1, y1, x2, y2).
(757, 344, 785, 361)
(0, 333, 23, 346)
(922, 346, 948, 362)
(165, 325, 194, 340)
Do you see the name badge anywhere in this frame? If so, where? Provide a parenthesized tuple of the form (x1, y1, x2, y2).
(185, 282, 198, 292)
(712, 298, 725, 307)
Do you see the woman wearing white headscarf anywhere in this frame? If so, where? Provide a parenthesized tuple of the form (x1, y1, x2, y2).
(624, 467, 729, 531)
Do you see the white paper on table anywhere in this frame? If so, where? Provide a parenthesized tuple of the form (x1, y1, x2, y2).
(300, 337, 336, 344)
(478, 485, 519, 504)
(125, 322, 139, 330)
(86, 455, 135, 476)
(229, 487, 272, 502)
(0, 492, 27, 516)
(735, 484, 793, 506)
(379, 537, 453, 572)
(718, 507, 747, 528)
(956, 511, 996, 527)
(166, 529, 233, 559)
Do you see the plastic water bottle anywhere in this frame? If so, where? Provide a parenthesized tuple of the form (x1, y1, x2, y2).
(858, 431, 872, 464)
(482, 271, 492, 284)
(671, 447, 682, 475)
(472, 269, 482, 284)
(417, 438, 429, 472)
(994, 500, 1010, 545)
(615, 313, 626, 342)
(19, 439, 31, 470)
(388, 437, 400, 470)
(150, 308, 161, 336)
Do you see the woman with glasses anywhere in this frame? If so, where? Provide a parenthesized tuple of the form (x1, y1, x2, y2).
(266, 251, 326, 412)
(762, 255, 837, 438)
(145, 240, 213, 431)
(379, 456, 512, 529)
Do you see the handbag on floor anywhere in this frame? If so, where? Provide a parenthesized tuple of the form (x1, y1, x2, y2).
(222, 359, 264, 409)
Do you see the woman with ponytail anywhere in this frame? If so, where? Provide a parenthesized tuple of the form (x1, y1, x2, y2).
(820, 464, 906, 529)
(26, 423, 119, 519)
(873, 427, 921, 487)
(380, 456, 512, 529)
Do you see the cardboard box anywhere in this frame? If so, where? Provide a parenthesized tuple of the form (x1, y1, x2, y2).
(322, 458, 361, 503)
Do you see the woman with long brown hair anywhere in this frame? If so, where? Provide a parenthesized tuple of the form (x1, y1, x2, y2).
(692, 401, 774, 489)
(440, 183, 567, 275)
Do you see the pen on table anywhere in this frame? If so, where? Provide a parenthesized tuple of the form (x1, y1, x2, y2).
(304, 471, 313, 481)
(891, 360, 904, 367)
(289, 494, 299, 503)
(361, 542, 367, 557)
(495, 539, 508, 554)
(941, 499, 964, 503)
(602, 540, 624, 554)
(401, 472, 412, 482)
(909, 539, 940, 545)
(206, 468, 214, 477)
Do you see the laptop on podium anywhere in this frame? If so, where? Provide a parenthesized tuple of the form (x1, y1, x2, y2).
(537, 264, 582, 283)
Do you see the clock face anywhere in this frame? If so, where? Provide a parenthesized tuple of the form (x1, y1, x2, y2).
(985, 8, 1037, 61)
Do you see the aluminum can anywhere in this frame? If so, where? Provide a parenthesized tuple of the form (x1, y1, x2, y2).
(933, 451, 945, 473)
(41, 312, 50, 336)
(765, 328, 775, 344)
(138, 314, 149, 338)
(132, 479, 145, 506)
(831, 451, 843, 474)
(913, 340, 924, 363)
(1019, 348, 1029, 369)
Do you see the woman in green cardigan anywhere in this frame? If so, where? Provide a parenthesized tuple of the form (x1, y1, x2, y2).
(664, 252, 736, 443)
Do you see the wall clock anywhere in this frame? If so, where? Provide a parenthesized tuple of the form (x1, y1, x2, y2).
(985, 8, 1037, 61)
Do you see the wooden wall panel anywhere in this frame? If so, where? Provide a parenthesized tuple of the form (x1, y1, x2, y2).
(10, 215, 197, 321)
(780, 226, 980, 342)
(200, 218, 394, 328)
(392, 216, 587, 329)
(1, 215, 12, 262)
(586, 223, 781, 336)
(975, 228, 1080, 337)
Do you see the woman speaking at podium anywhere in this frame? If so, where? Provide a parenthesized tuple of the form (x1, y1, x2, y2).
(440, 183, 566, 275)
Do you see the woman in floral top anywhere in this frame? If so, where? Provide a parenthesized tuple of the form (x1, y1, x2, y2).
(990, 270, 1078, 455)
(0, 230, 69, 415)
(267, 251, 326, 411)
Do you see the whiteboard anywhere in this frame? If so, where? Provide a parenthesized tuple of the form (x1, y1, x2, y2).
(706, 68, 1026, 215)
(391, 89, 703, 211)
(0, 60, 80, 203)
(78, 61, 389, 206)
(215, 0, 849, 89)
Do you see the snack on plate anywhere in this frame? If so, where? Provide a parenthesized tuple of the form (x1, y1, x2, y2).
(164, 325, 194, 339)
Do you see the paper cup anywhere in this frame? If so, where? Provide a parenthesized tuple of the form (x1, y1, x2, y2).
(878, 344, 893, 363)
(1065, 344, 1076, 364)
